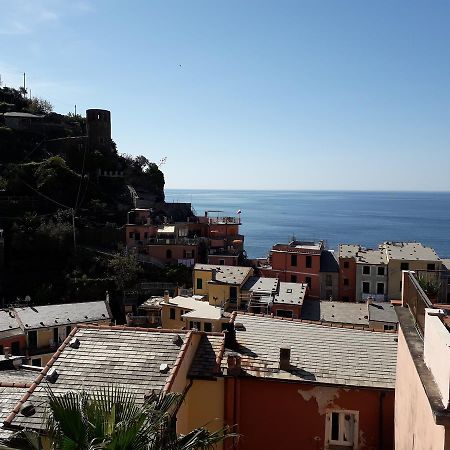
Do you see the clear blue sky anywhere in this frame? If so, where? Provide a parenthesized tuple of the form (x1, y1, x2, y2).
(2, 0, 450, 191)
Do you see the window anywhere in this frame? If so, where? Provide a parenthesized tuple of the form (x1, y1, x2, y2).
(377, 266, 385, 276)
(325, 274, 332, 286)
(169, 308, 176, 320)
(306, 255, 312, 268)
(219, 259, 225, 265)
(427, 263, 435, 271)
(343, 278, 349, 286)
(343, 261, 349, 269)
(0, 345, 3, 355)
(166, 249, 172, 259)
(305, 277, 312, 288)
(384, 324, 395, 331)
(400, 262, 409, 271)
(291, 254, 297, 267)
(326, 410, 358, 447)
(343, 296, 349, 302)
(28, 330, 37, 349)
(204, 322, 212, 332)
(290, 274, 297, 283)
(11, 341, 20, 355)
(31, 358, 42, 367)
(377, 282, 384, 295)
(53, 327, 59, 344)
(196, 278, 203, 290)
(276, 309, 293, 318)
(363, 266, 370, 275)
(66, 326, 71, 337)
(362, 282, 370, 294)
(189, 321, 201, 330)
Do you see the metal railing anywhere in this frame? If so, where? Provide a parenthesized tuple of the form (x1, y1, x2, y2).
(403, 271, 433, 337)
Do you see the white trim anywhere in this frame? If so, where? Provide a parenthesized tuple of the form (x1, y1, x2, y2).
(325, 409, 359, 449)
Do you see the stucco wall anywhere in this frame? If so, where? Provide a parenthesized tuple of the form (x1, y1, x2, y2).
(355, 264, 387, 301)
(225, 378, 394, 450)
(395, 326, 447, 450)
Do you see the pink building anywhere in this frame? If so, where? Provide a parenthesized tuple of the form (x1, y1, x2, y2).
(395, 271, 450, 449)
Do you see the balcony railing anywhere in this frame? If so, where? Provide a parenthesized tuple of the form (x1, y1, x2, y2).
(403, 271, 433, 337)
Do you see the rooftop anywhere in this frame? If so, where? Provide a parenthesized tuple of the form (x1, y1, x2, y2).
(272, 240, 324, 253)
(301, 300, 369, 326)
(241, 276, 279, 296)
(5, 326, 191, 431)
(382, 241, 441, 262)
(228, 314, 397, 388)
(194, 264, 252, 286)
(356, 248, 387, 265)
(0, 310, 22, 339)
(320, 250, 339, 272)
(368, 302, 399, 324)
(163, 296, 226, 320)
(339, 244, 361, 259)
(2, 112, 43, 118)
(13, 301, 112, 330)
(274, 282, 308, 306)
(189, 334, 224, 379)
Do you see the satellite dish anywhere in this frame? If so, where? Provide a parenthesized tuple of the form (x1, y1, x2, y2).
(24, 295, 31, 303)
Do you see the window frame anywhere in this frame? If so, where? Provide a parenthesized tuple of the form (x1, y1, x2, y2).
(377, 282, 385, 295)
(305, 255, 312, 269)
(362, 265, 370, 275)
(325, 409, 359, 448)
(377, 266, 385, 276)
(290, 254, 297, 267)
(196, 278, 203, 290)
(362, 281, 370, 294)
(169, 308, 176, 320)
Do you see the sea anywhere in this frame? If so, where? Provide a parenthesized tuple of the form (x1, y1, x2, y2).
(165, 190, 450, 260)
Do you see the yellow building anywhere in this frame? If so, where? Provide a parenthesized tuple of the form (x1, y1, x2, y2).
(193, 264, 253, 310)
(13, 301, 113, 366)
(381, 242, 442, 300)
(160, 295, 230, 332)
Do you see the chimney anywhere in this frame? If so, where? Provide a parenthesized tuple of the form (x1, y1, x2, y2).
(105, 291, 110, 304)
(211, 269, 217, 281)
(227, 352, 241, 376)
(164, 290, 170, 302)
(279, 346, 291, 371)
(4, 347, 10, 359)
(224, 323, 238, 350)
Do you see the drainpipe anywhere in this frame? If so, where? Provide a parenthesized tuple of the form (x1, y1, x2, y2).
(378, 391, 385, 450)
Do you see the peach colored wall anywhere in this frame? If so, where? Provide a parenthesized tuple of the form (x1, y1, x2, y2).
(225, 378, 394, 450)
(339, 257, 357, 302)
(0, 335, 26, 354)
(208, 255, 238, 266)
(209, 224, 239, 236)
(424, 309, 450, 409)
(395, 326, 448, 450)
(125, 224, 156, 246)
(272, 303, 302, 319)
(145, 244, 198, 264)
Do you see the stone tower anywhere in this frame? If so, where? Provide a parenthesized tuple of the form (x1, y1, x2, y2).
(86, 109, 111, 150)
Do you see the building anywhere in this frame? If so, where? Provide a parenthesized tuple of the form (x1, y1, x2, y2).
(160, 295, 230, 332)
(241, 276, 279, 312)
(222, 313, 397, 450)
(395, 271, 450, 449)
(0, 310, 26, 357)
(193, 264, 253, 310)
(1, 325, 228, 448)
(12, 301, 112, 366)
(338, 244, 359, 302)
(259, 240, 324, 298)
(355, 248, 388, 301)
(301, 299, 398, 331)
(381, 241, 442, 300)
(1, 111, 43, 130)
(319, 249, 339, 300)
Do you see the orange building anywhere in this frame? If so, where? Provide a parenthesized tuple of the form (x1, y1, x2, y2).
(222, 313, 397, 450)
(0, 310, 26, 356)
(259, 240, 323, 298)
(338, 244, 359, 302)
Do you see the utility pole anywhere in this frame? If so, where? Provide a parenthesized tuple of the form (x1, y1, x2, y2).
(29, 89, 32, 99)
(23, 72, 26, 91)
(74, 104, 77, 115)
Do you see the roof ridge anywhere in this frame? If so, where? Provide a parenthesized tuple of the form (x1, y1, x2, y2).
(76, 324, 190, 333)
(0, 381, 32, 388)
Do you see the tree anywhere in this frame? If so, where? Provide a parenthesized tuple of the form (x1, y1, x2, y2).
(26, 97, 53, 115)
(108, 252, 143, 291)
(15, 386, 235, 450)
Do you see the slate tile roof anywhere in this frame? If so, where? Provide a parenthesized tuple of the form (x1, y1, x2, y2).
(368, 302, 399, 324)
(5, 326, 190, 431)
(0, 310, 23, 339)
(226, 314, 397, 389)
(189, 334, 225, 379)
(301, 299, 369, 326)
(194, 264, 252, 286)
(13, 301, 112, 330)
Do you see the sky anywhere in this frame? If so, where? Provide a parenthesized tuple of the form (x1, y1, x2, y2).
(1, 0, 450, 191)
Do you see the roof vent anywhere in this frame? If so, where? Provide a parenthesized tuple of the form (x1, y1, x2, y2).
(21, 403, 36, 417)
(159, 363, 170, 374)
(227, 352, 241, 376)
(40, 321, 45, 326)
(69, 337, 80, 349)
(172, 334, 183, 346)
(234, 322, 246, 331)
(46, 368, 59, 383)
